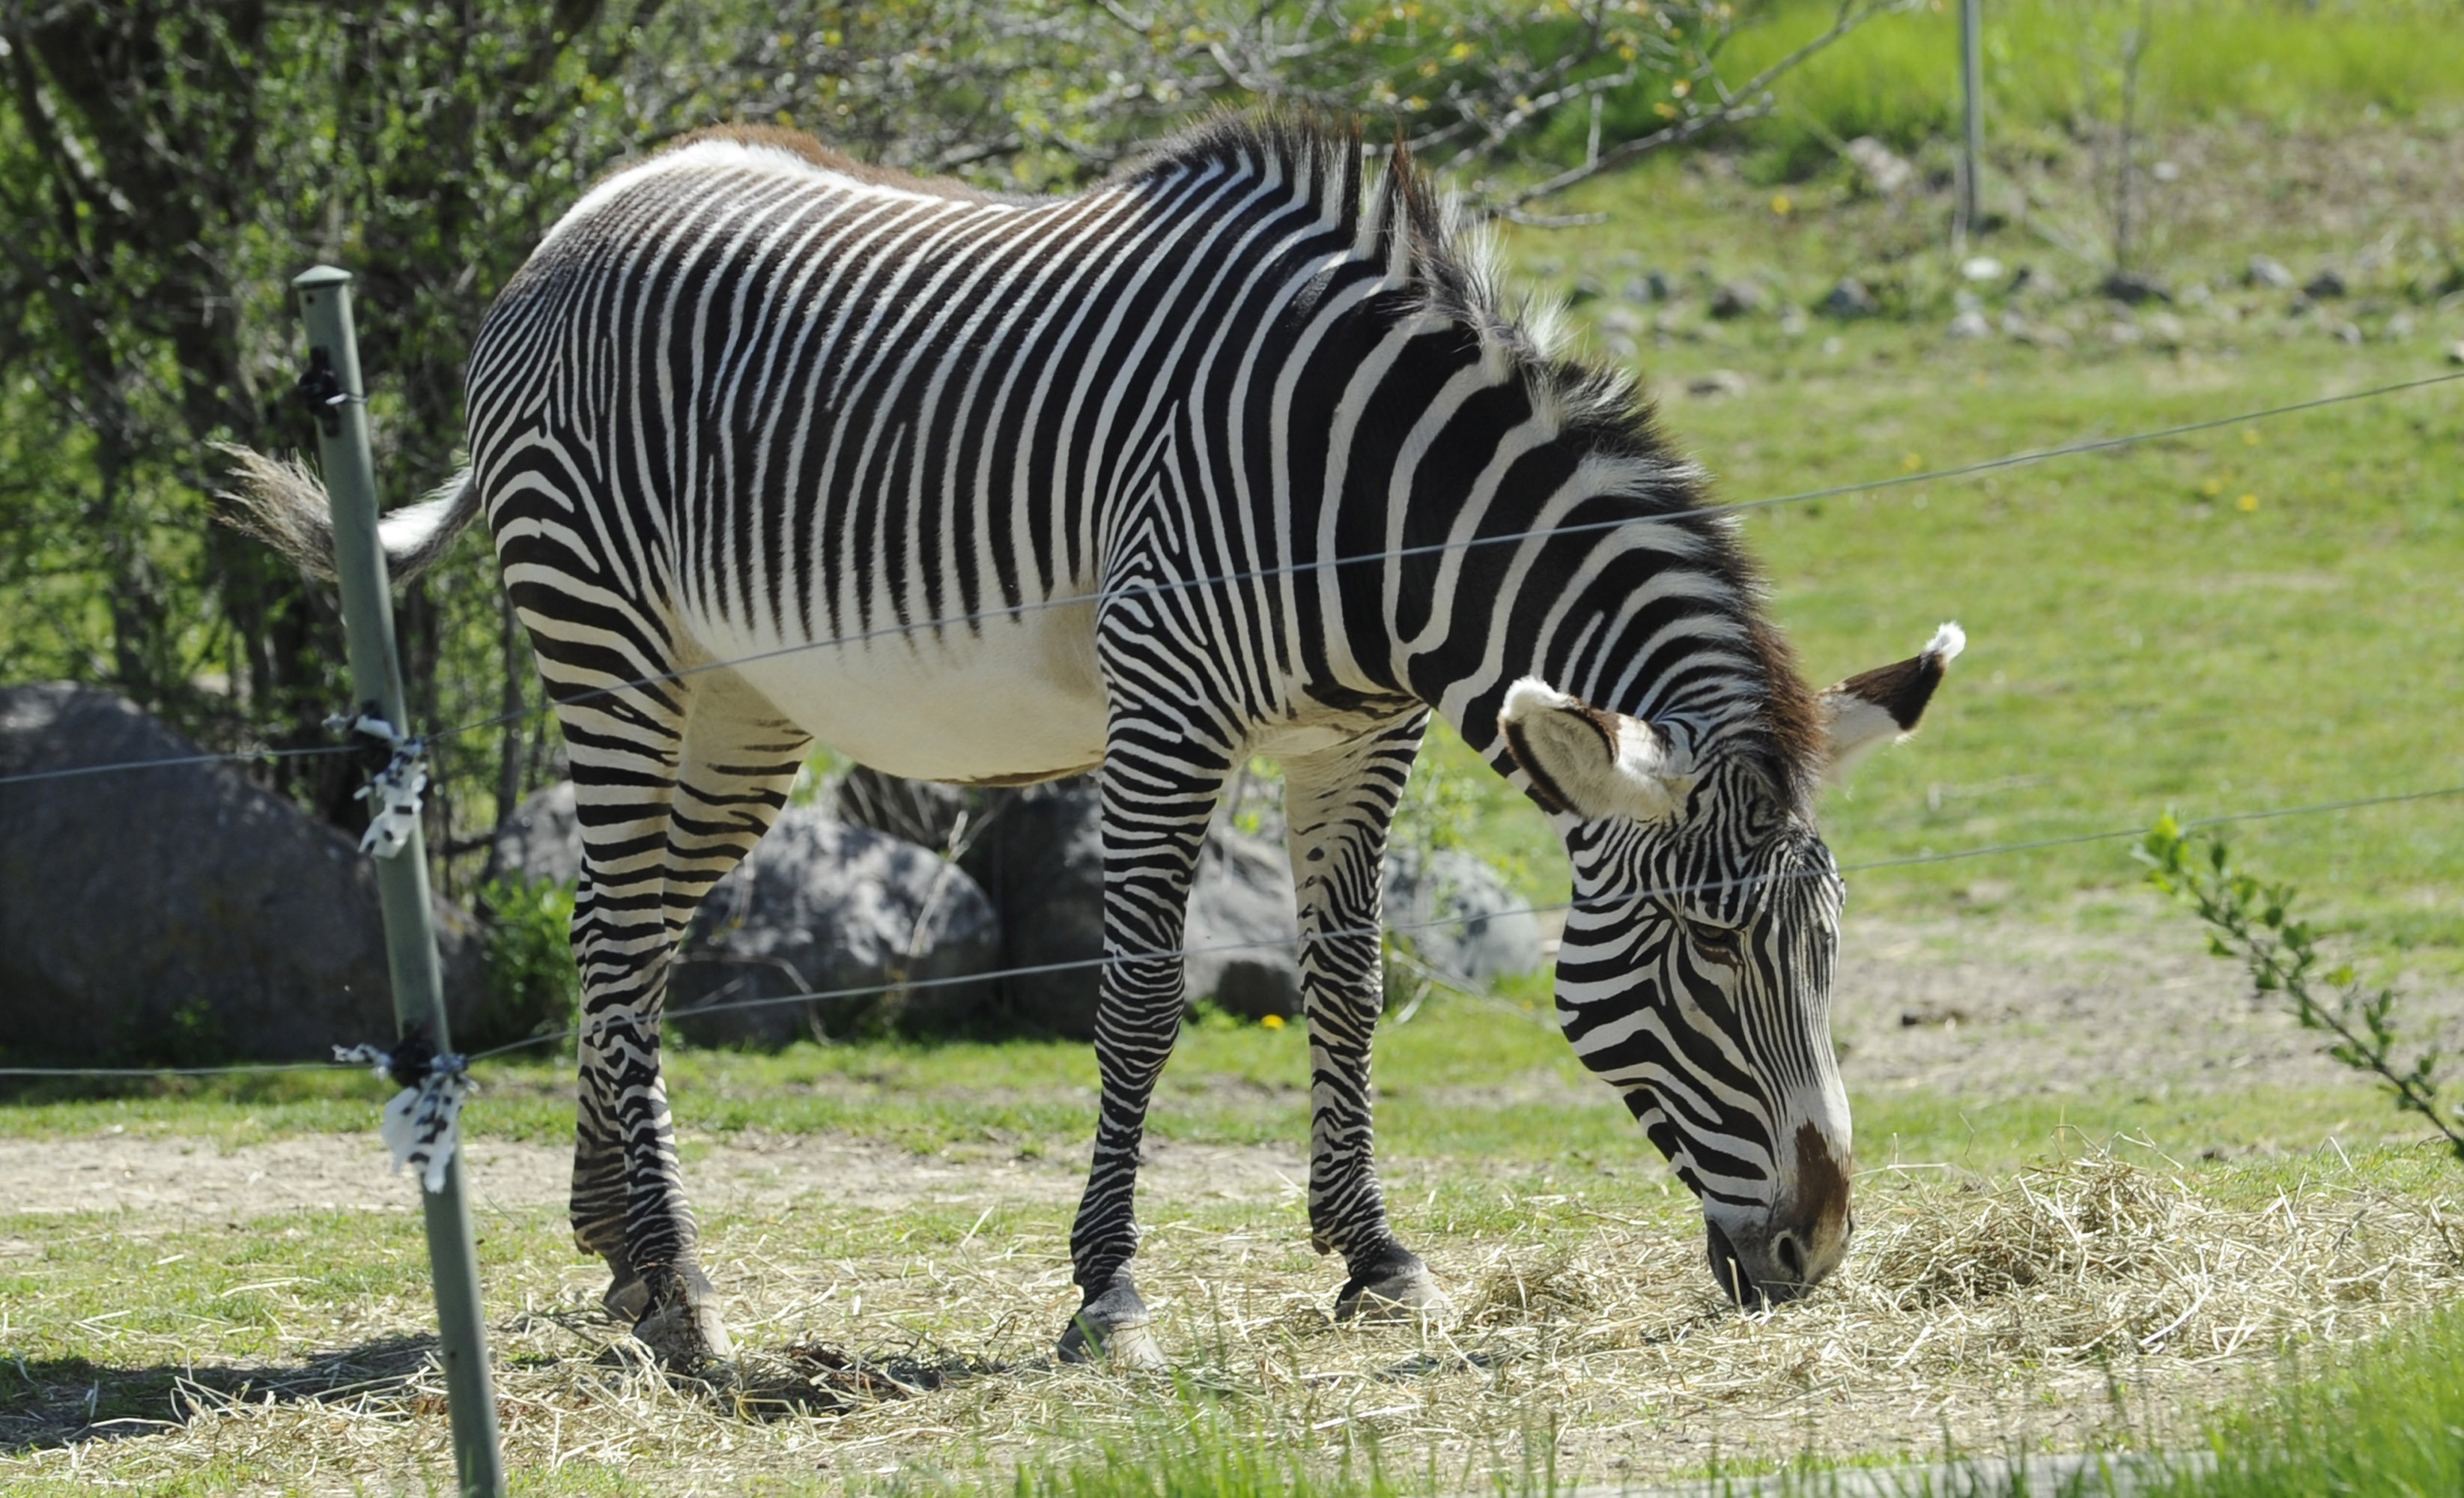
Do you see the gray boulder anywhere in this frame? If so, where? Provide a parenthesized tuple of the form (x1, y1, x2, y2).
(0, 683, 485, 1064)
(946, 776, 1112, 1036)
(493, 784, 1003, 1043)
(1183, 826, 1303, 1022)
(837, 767, 1541, 1033)
(840, 770, 1308, 1033)
(1384, 848, 1546, 986)
(672, 805, 1001, 1043)
(491, 781, 583, 886)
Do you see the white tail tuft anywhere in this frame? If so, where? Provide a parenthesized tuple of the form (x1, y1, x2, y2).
(1926, 621, 1967, 663)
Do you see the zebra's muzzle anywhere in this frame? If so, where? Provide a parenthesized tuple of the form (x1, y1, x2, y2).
(1705, 1219, 1815, 1309)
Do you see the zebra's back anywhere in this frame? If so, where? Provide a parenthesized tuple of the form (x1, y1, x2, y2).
(465, 128, 1375, 780)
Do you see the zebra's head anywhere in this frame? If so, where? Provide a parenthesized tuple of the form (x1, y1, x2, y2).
(1497, 625, 1965, 1307)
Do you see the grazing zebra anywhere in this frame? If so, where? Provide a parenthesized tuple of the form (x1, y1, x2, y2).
(226, 115, 1961, 1368)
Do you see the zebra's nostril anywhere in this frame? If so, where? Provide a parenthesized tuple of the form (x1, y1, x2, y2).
(1772, 1232, 1805, 1282)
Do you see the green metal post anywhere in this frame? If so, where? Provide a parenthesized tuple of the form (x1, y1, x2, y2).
(293, 265, 508, 1498)
(1958, 0, 1985, 240)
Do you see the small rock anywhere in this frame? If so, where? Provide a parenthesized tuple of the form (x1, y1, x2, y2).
(2331, 320, 2364, 345)
(2387, 312, 2414, 339)
(1946, 309, 1991, 340)
(2100, 270, 2171, 305)
(2105, 321, 2144, 346)
(1998, 310, 2030, 338)
(1685, 369, 1750, 398)
(1597, 304, 1645, 337)
(2245, 255, 2295, 288)
(1777, 303, 1808, 336)
(2145, 311, 2188, 346)
(2007, 264, 2058, 299)
(1567, 276, 1604, 306)
(2015, 324, 2073, 351)
(2152, 160, 2181, 183)
(1842, 136, 1915, 196)
(1960, 255, 2005, 282)
(1708, 280, 1767, 319)
(2445, 339, 2464, 366)
(2302, 268, 2348, 300)
(1623, 270, 1674, 303)
(2179, 282, 2213, 307)
(1953, 288, 1983, 315)
(1818, 276, 1878, 319)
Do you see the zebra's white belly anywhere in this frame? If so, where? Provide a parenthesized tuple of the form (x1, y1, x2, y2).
(682, 598, 1111, 784)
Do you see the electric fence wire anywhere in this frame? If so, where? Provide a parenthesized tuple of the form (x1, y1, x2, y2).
(2, 368, 2456, 793)
(4, 778, 2456, 1082)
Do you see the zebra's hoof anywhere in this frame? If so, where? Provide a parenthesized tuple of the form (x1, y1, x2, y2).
(1055, 1276, 1165, 1368)
(603, 1272, 651, 1322)
(631, 1265, 735, 1369)
(1334, 1250, 1451, 1325)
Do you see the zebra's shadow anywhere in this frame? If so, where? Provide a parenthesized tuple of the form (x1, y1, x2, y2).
(1, 1334, 435, 1455)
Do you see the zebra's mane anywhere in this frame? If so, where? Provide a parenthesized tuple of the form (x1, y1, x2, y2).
(1132, 117, 1826, 801)
(652, 115, 1824, 799)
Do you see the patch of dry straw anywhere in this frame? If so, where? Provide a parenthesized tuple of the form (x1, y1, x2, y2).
(9, 1148, 2462, 1493)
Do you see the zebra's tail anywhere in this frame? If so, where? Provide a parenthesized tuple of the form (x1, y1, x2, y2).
(211, 442, 480, 585)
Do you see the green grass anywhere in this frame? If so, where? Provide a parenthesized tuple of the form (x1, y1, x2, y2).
(2156, 1302, 2464, 1497)
(1717, 0, 2464, 178)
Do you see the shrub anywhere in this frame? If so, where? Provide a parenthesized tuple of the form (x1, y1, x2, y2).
(471, 871, 580, 1054)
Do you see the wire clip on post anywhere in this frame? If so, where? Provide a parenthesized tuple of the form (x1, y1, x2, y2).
(294, 345, 363, 436)
(325, 709, 427, 858)
(336, 1031, 474, 1194)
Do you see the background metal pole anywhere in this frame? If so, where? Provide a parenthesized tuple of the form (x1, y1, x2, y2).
(293, 264, 508, 1498)
(1959, 0, 1985, 240)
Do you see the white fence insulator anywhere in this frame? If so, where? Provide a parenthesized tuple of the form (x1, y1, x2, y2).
(335, 1042, 474, 1193)
(326, 712, 428, 859)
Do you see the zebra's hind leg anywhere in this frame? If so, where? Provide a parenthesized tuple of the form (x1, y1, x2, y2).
(1284, 716, 1452, 1326)
(1057, 709, 1232, 1367)
(563, 676, 809, 1369)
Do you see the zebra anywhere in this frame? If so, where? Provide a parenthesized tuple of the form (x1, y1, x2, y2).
(225, 115, 1961, 1368)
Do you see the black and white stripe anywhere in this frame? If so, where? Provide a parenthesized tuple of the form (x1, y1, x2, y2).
(258, 116, 1963, 1361)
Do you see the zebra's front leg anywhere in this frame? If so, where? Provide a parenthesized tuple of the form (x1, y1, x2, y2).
(1057, 723, 1231, 1366)
(1284, 718, 1451, 1323)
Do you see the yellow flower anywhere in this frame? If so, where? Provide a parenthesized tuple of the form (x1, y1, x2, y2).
(2238, 493, 2260, 512)
(2201, 476, 2224, 497)
(1770, 193, 1791, 216)
(2242, 428, 2261, 446)
(1902, 452, 1924, 473)
(1260, 1013, 1286, 1029)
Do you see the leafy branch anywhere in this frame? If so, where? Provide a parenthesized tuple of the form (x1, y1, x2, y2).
(2137, 815, 2463, 1162)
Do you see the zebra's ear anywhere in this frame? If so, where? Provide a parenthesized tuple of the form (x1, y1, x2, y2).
(1819, 623, 1965, 785)
(1498, 678, 1695, 822)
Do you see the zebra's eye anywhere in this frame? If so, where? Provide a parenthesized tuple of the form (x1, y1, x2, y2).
(1687, 923, 1742, 967)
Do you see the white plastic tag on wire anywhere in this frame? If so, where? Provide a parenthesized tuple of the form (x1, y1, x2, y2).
(335, 1041, 474, 1193)
(326, 712, 428, 858)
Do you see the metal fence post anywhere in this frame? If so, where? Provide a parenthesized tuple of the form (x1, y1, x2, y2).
(1958, 0, 1985, 240)
(292, 264, 509, 1498)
